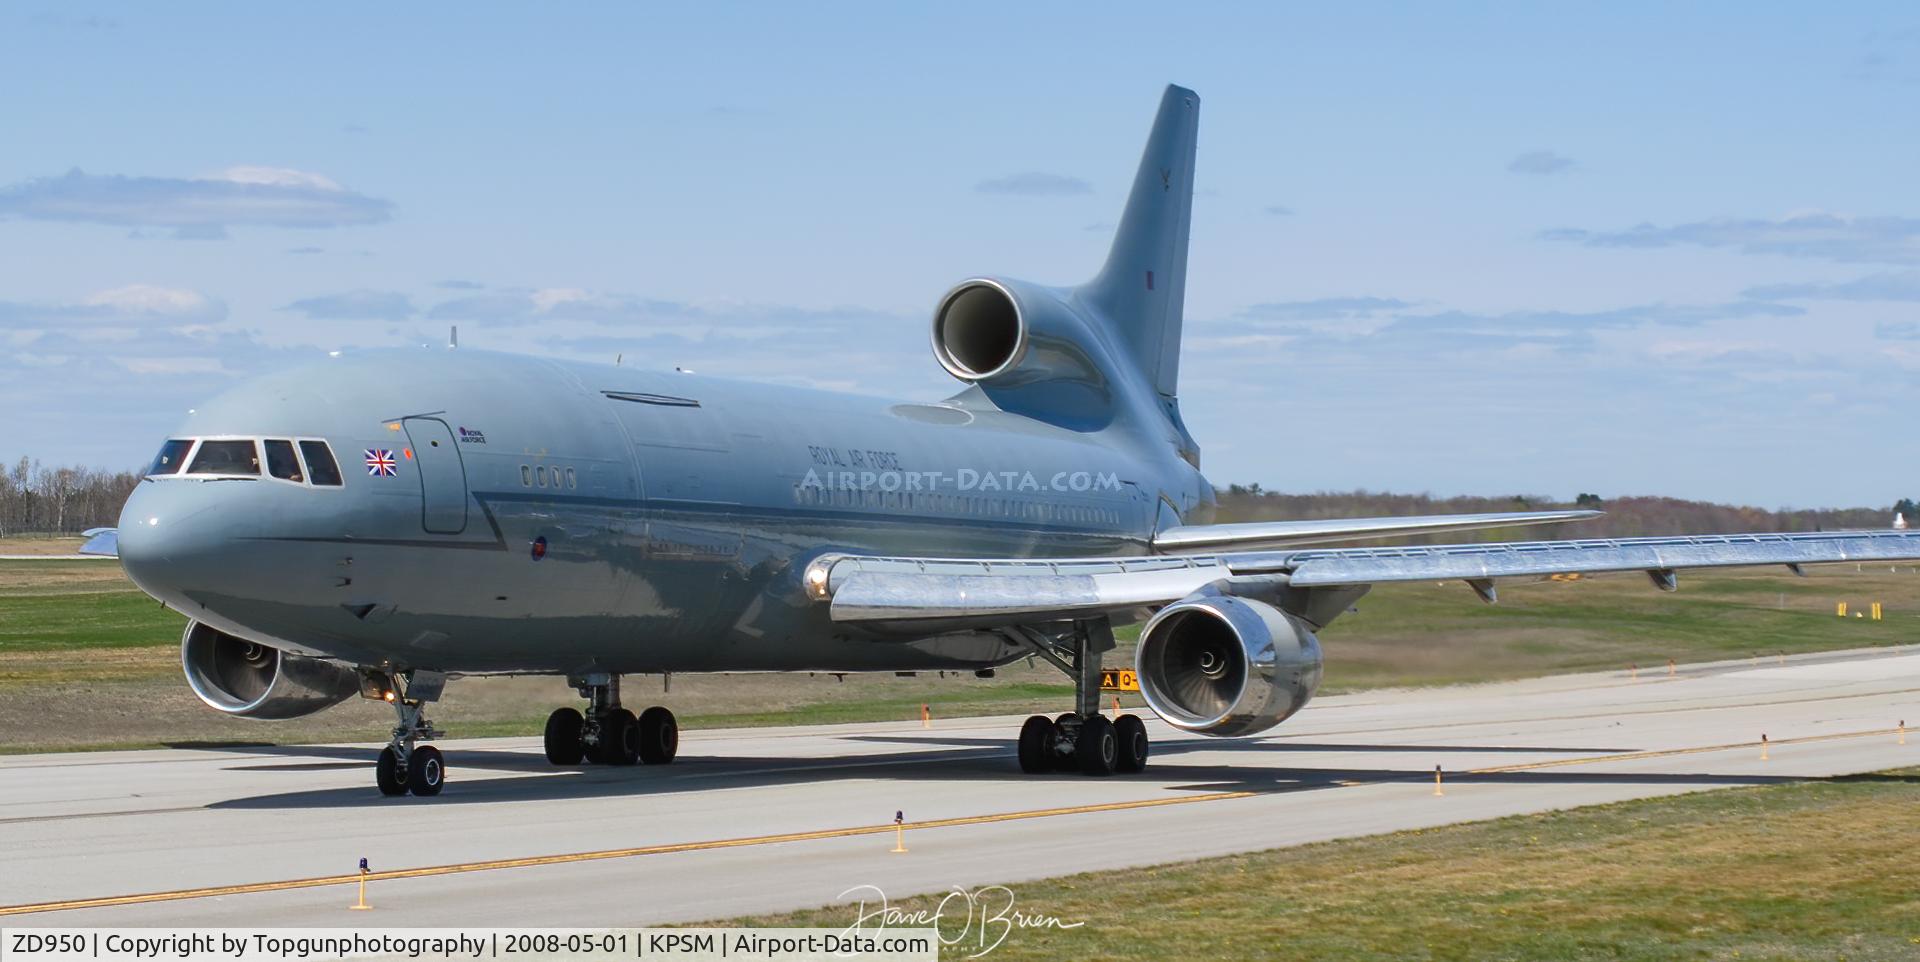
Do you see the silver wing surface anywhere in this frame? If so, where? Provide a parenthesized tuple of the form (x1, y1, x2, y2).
(78, 528, 118, 557)
(1151, 508, 1599, 552)
(812, 529, 1920, 628)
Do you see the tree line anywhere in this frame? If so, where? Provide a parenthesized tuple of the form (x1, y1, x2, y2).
(1215, 485, 1899, 542)
(0, 458, 143, 537)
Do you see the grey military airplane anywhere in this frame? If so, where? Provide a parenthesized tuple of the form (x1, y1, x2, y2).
(86, 85, 1920, 797)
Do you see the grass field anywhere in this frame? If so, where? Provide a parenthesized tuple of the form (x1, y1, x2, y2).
(719, 768, 1920, 961)
(1, 550, 1915, 752)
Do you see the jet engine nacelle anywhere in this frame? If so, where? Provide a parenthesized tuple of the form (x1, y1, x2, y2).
(180, 621, 361, 719)
(1134, 594, 1323, 737)
(930, 277, 1133, 429)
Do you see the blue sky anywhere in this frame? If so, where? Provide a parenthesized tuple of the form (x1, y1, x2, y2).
(3, 3, 1917, 508)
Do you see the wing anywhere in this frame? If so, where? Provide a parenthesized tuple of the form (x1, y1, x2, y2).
(810, 528, 1920, 628)
(1152, 508, 1599, 552)
(78, 528, 118, 557)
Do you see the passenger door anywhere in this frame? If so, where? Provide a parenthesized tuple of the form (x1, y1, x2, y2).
(402, 417, 469, 534)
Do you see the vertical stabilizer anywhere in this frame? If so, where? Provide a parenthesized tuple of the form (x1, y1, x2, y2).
(1080, 85, 1199, 399)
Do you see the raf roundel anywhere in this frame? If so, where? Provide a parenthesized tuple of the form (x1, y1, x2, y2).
(364, 449, 397, 477)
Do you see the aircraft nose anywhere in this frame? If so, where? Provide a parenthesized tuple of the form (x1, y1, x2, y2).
(116, 482, 232, 609)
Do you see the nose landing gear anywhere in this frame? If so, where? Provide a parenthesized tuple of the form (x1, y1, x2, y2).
(1010, 619, 1150, 776)
(543, 674, 678, 768)
(365, 669, 447, 797)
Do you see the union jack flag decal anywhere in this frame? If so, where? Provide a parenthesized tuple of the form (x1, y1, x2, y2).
(364, 449, 397, 477)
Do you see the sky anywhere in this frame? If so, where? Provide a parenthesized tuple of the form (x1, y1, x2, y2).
(2, 3, 1917, 508)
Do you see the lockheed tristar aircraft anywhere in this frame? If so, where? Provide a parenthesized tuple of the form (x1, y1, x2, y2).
(87, 85, 1920, 797)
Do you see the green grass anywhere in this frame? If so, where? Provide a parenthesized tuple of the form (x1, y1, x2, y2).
(2, 561, 1915, 752)
(1312, 568, 1916, 692)
(0, 589, 183, 651)
(720, 768, 1920, 961)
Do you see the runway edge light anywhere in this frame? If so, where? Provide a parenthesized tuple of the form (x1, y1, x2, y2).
(351, 857, 371, 911)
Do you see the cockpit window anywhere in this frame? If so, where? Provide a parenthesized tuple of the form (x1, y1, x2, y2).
(186, 440, 261, 476)
(263, 439, 304, 482)
(148, 439, 194, 476)
(299, 440, 343, 486)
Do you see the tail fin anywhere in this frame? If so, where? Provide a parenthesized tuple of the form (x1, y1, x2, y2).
(1079, 85, 1199, 399)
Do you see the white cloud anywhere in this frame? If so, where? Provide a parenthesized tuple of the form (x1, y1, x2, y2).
(283, 290, 416, 321)
(82, 284, 216, 316)
(974, 172, 1093, 196)
(0, 285, 227, 329)
(1508, 150, 1576, 175)
(0, 168, 393, 233)
(1542, 212, 1920, 264)
(214, 167, 344, 190)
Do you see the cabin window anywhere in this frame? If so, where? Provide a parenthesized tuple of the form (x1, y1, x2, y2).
(263, 440, 304, 482)
(299, 441, 343, 486)
(565, 467, 577, 489)
(187, 440, 261, 476)
(521, 465, 532, 486)
(536, 465, 548, 487)
(147, 439, 194, 476)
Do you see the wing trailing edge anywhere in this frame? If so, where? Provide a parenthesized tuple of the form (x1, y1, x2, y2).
(1152, 509, 1602, 553)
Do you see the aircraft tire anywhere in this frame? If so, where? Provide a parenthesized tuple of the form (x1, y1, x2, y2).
(604, 708, 639, 766)
(1050, 713, 1079, 768)
(544, 707, 584, 765)
(1114, 713, 1149, 773)
(376, 746, 407, 796)
(637, 706, 678, 765)
(1075, 714, 1118, 776)
(1017, 715, 1055, 773)
(408, 745, 445, 796)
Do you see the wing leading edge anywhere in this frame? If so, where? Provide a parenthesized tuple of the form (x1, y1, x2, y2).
(814, 528, 1920, 626)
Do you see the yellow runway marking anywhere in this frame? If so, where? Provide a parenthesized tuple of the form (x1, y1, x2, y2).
(1470, 726, 1903, 774)
(4, 721, 1905, 918)
(0, 790, 1255, 918)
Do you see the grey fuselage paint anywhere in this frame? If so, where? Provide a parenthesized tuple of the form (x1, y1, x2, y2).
(116, 348, 1214, 676)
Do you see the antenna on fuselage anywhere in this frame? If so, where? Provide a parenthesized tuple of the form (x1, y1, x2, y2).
(449, 325, 459, 350)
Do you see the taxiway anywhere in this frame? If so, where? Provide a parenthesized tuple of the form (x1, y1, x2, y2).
(2, 645, 1916, 926)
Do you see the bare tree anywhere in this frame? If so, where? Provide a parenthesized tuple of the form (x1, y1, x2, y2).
(0, 458, 141, 536)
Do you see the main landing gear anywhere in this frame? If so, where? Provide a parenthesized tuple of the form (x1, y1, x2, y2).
(1011, 619, 1150, 776)
(542, 673, 678, 767)
(365, 669, 448, 797)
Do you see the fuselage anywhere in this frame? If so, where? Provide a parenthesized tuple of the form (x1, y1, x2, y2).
(117, 348, 1212, 676)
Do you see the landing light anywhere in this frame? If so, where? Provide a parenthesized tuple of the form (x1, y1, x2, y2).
(382, 690, 396, 703)
(804, 561, 832, 600)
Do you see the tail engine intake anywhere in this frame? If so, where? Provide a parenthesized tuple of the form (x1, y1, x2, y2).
(180, 621, 361, 719)
(932, 279, 1026, 381)
(1134, 594, 1323, 736)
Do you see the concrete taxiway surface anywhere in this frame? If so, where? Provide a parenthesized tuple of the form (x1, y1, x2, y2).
(3, 645, 1918, 926)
